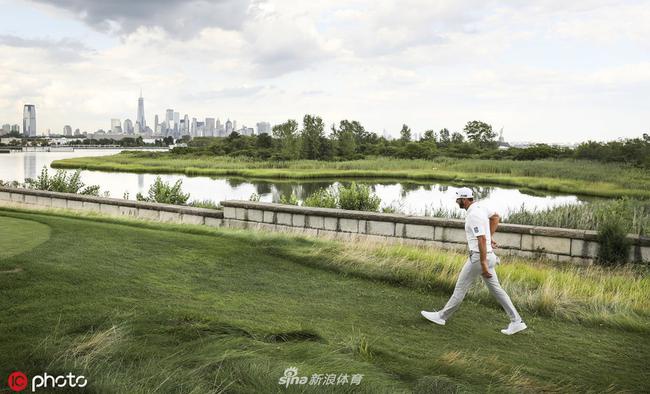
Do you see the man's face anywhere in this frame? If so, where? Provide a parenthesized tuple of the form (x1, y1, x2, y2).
(456, 198, 465, 209)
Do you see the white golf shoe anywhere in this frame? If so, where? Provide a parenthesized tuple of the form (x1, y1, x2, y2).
(501, 321, 527, 335)
(420, 310, 446, 326)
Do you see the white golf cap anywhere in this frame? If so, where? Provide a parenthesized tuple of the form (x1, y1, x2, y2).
(455, 187, 473, 199)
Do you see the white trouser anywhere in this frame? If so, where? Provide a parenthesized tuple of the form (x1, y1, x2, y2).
(438, 252, 522, 323)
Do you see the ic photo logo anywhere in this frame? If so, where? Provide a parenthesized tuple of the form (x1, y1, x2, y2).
(6, 371, 87, 392)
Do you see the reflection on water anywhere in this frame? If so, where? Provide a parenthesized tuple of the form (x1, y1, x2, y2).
(0, 150, 588, 217)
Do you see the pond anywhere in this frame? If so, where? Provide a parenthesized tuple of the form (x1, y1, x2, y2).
(0, 150, 587, 217)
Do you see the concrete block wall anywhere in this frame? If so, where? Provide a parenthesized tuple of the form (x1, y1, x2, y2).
(220, 200, 650, 265)
(0, 187, 223, 226)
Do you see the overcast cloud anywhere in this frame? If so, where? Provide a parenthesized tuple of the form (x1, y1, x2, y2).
(0, 0, 648, 142)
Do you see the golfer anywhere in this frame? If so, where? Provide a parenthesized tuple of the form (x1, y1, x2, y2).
(421, 187, 527, 335)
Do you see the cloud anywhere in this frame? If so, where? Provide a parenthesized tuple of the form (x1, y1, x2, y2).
(28, 0, 255, 38)
(183, 85, 269, 101)
(2, 0, 649, 142)
(0, 34, 91, 61)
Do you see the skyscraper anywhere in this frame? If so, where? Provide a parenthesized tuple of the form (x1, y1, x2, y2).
(225, 119, 233, 135)
(136, 91, 146, 133)
(165, 109, 174, 136)
(63, 125, 72, 136)
(256, 122, 271, 135)
(123, 119, 134, 134)
(183, 114, 189, 136)
(205, 118, 215, 137)
(23, 104, 36, 137)
(111, 119, 122, 133)
(216, 118, 223, 136)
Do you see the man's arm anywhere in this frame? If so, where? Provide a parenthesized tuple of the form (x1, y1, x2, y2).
(477, 235, 492, 278)
(489, 213, 500, 248)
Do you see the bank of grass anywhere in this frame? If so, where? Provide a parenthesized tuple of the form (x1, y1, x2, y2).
(1, 208, 649, 392)
(51, 152, 650, 198)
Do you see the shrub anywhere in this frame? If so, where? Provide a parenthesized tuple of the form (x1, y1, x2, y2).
(25, 167, 100, 195)
(338, 182, 381, 211)
(279, 193, 299, 205)
(304, 188, 337, 208)
(300, 183, 381, 212)
(597, 218, 631, 265)
(136, 176, 189, 205)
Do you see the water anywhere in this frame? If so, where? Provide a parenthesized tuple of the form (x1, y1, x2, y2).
(0, 150, 586, 217)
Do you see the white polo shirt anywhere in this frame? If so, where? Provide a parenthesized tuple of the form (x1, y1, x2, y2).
(465, 202, 498, 253)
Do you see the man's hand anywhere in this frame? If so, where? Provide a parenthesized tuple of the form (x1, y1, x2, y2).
(481, 267, 493, 279)
(491, 239, 498, 249)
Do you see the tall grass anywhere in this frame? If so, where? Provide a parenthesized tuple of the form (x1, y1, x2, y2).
(505, 198, 649, 235)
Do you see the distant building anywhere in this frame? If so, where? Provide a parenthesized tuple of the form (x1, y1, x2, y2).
(136, 91, 146, 132)
(240, 126, 254, 136)
(195, 121, 205, 137)
(1, 124, 9, 133)
(165, 109, 174, 136)
(74, 128, 81, 136)
(216, 118, 224, 136)
(225, 119, 233, 135)
(205, 118, 215, 137)
(173, 112, 180, 136)
(111, 118, 122, 134)
(256, 122, 271, 135)
(123, 119, 134, 134)
(154, 114, 159, 133)
(23, 104, 36, 137)
(183, 114, 189, 136)
(63, 125, 72, 136)
(11, 124, 20, 133)
(191, 117, 197, 137)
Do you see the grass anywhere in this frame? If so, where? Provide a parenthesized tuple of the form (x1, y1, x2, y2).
(505, 198, 650, 236)
(51, 152, 650, 199)
(1, 208, 649, 392)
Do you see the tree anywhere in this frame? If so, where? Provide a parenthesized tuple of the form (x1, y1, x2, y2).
(439, 128, 450, 147)
(421, 130, 437, 143)
(332, 120, 357, 159)
(399, 124, 412, 143)
(256, 133, 273, 149)
(349, 120, 370, 152)
(451, 132, 465, 144)
(419, 129, 438, 157)
(272, 119, 300, 159)
(463, 120, 497, 148)
(301, 114, 325, 160)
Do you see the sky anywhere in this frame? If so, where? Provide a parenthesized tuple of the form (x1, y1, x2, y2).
(0, 0, 648, 143)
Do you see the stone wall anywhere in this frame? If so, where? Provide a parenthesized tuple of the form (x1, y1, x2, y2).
(0, 187, 223, 227)
(219, 200, 650, 265)
(1, 187, 648, 264)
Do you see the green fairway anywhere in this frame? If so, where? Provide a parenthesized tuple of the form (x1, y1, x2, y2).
(51, 152, 650, 198)
(0, 208, 648, 393)
(0, 216, 51, 260)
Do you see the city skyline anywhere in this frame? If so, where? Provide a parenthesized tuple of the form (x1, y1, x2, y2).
(1, 0, 649, 142)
